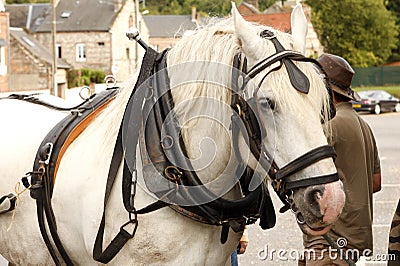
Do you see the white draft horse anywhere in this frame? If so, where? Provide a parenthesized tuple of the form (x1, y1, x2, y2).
(0, 4, 345, 265)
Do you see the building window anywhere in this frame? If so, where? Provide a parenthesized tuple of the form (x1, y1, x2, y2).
(98, 42, 105, 47)
(56, 44, 62, 58)
(76, 43, 86, 62)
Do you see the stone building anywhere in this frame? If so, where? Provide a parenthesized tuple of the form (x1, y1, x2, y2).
(5, 3, 50, 33)
(143, 15, 198, 52)
(9, 28, 70, 95)
(0, 4, 9, 92)
(32, 0, 149, 82)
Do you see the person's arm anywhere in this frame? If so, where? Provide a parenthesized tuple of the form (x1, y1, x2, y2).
(372, 147, 381, 193)
(373, 172, 381, 193)
(237, 228, 248, 254)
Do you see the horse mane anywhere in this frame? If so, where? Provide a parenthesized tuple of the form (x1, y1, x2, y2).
(95, 17, 332, 150)
(165, 18, 332, 128)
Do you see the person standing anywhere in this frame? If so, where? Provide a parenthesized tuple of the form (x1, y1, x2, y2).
(388, 198, 400, 266)
(230, 228, 248, 266)
(298, 53, 382, 265)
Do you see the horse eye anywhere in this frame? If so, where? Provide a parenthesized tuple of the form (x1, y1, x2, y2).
(259, 97, 276, 111)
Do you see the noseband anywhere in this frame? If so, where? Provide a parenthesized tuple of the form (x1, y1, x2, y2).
(231, 29, 339, 210)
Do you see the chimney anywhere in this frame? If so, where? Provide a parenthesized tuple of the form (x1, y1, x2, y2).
(247, 0, 259, 9)
(191, 6, 197, 23)
(114, 0, 122, 12)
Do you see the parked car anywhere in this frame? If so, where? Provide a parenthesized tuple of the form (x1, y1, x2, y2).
(352, 90, 400, 114)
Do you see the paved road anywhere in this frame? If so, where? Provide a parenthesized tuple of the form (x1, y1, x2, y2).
(238, 112, 400, 266)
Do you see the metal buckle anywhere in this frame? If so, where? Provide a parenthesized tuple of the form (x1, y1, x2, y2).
(120, 211, 138, 238)
(272, 178, 283, 192)
(39, 143, 53, 165)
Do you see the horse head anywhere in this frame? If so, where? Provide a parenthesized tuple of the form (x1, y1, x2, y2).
(231, 3, 345, 235)
(164, 3, 344, 236)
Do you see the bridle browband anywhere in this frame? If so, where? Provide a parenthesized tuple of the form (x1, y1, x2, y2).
(230, 29, 339, 210)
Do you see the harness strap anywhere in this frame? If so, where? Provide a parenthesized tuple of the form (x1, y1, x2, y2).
(0, 194, 16, 215)
(285, 173, 340, 190)
(93, 129, 138, 264)
(323, 234, 357, 266)
(93, 47, 160, 264)
(259, 29, 310, 94)
(275, 145, 336, 181)
(3, 93, 92, 111)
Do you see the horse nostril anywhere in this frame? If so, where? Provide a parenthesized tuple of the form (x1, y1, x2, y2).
(314, 190, 323, 201)
(304, 186, 325, 204)
(303, 186, 325, 218)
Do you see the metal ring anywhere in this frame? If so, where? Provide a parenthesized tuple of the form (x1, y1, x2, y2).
(144, 87, 154, 100)
(160, 135, 174, 150)
(236, 104, 242, 116)
(79, 86, 92, 100)
(105, 75, 117, 88)
(296, 212, 306, 225)
(164, 166, 182, 182)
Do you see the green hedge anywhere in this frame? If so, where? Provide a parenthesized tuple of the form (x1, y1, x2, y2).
(352, 66, 400, 87)
(67, 68, 106, 88)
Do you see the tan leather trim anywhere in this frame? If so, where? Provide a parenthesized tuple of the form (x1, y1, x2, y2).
(53, 96, 116, 180)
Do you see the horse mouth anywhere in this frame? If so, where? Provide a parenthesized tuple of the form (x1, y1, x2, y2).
(296, 212, 332, 236)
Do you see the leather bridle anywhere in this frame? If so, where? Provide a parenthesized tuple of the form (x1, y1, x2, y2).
(230, 29, 339, 210)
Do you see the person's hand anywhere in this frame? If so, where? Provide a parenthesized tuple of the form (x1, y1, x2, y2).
(237, 240, 248, 254)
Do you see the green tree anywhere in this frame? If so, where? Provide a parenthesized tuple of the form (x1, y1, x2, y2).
(144, 0, 241, 16)
(6, 0, 49, 3)
(143, 0, 275, 16)
(259, 0, 276, 12)
(306, 0, 398, 67)
(386, 0, 400, 62)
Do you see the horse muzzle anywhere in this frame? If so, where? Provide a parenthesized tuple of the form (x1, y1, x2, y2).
(293, 180, 345, 236)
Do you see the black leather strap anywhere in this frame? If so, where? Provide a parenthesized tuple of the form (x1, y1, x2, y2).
(285, 173, 339, 190)
(3, 93, 91, 111)
(93, 47, 160, 264)
(259, 29, 310, 94)
(275, 145, 337, 181)
(0, 194, 16, 215)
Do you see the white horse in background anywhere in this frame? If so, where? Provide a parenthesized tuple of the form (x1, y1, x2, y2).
(0, 4, 345, 265)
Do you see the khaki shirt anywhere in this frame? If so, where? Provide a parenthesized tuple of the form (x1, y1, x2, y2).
(303, 102, 381, 252)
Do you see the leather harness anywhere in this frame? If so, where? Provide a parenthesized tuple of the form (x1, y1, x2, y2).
(0, 29, 340, 265)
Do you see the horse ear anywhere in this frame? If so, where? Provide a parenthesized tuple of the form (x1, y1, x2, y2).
(291, 4, 308, 55)
(231, 2, 264, 59)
